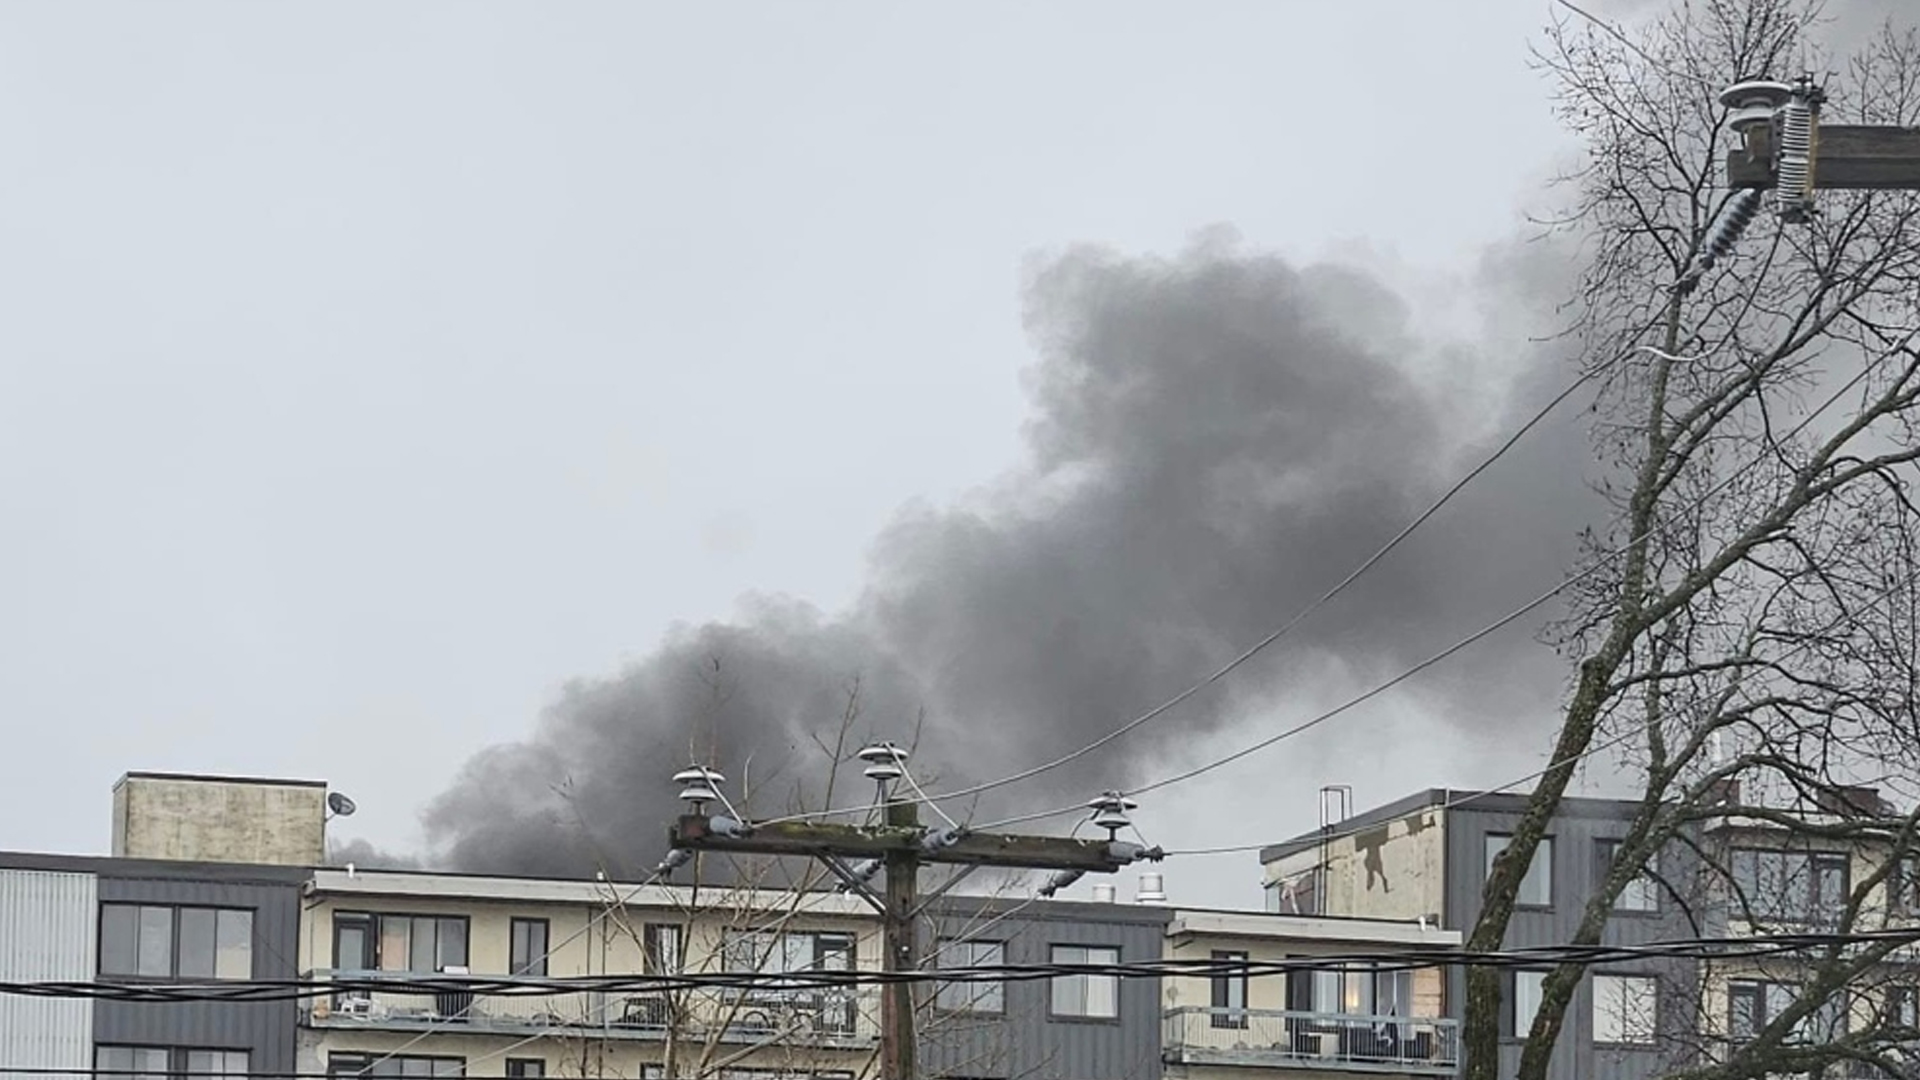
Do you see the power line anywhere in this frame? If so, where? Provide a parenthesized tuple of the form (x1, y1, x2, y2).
(762, 329, 1676, 832)
(975, 326, 1913, 831)
(1159, 555, 1920, 860)
(9, 927, 1919, 1005)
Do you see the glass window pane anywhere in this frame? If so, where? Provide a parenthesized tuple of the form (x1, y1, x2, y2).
(437, 918, 468, 969)
(101, 905, 138, 976)
(178, 908, 217, 979)
(1594, 975, 1657, 1044)
(96, 1048, 130, 1077)
(216, 909, 253, 979)
(1514, 971, 1546, 1033)
(187, 1051, 217, 1076)
(1486, 837, 1552, 906)
(137, 907, 173, 977)
(411, 918, 438, 972)
(133, 1048, 168, 1080)
(379, 916, 411, 972)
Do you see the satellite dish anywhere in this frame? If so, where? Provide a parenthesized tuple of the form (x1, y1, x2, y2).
(327, 792, 358, 818)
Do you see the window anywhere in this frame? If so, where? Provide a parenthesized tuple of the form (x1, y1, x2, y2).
(1049, 944, 1119, 1020)
(1886, 985, 1918, 1029)
(1597, 840, 1660, 913)
(95, 1047, 169, 1080)
(1729, 979, 1847, 1044)
(505, 1062, 545, 1080)
(98, 1048, 249, 1080)
(327, 1053, 465, 1078)
(1210, 949, 1248, 1029)
(1486, 835, 1553, 907)
(510, 918, 548, 977)
(1289, 963, 1413, 1018)
(1729, 849, 1849, 924)
(100, 905, 253, 979)
(1891, 856, 1920, 915)
(333, 912, 469, 973)
(933, 938, 1005, 1013)
(644, 923, 683, 974)
(1512, 971, 1546, 1036)
(719, 929, 856, 1034)
(1593, 974, 1658, 1045)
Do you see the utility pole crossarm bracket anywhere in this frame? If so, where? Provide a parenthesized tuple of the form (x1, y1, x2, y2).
(1728, 125, 1920, 190)
(671, 815, 1139, 873)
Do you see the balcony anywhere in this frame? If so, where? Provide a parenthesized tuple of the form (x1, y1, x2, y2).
(301, 969, 877, 1048)
(1163, 1008, 1460, 1075)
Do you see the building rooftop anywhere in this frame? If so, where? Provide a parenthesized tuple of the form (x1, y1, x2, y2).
(1258, 787, 1645, 863)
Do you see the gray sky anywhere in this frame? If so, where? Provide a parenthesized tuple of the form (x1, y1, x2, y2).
(2, 2, 1618, 905)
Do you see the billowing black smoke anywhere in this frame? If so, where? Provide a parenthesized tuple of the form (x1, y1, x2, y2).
(411, 232, 1599, 878)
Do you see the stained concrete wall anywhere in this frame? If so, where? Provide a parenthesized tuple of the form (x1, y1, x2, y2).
(112, 772, 327, 866)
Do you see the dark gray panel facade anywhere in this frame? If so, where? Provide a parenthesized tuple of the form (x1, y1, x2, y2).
(1442, 801, 1700, 1080)
(920, 897, 1169, 1080)
(0, 853, 305, 1078)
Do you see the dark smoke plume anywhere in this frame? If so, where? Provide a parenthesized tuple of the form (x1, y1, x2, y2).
(416, 231, 1600, 878)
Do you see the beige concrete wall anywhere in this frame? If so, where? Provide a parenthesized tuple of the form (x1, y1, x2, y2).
(1263, 809, 1447, 922)
(112, 774, 326, 866)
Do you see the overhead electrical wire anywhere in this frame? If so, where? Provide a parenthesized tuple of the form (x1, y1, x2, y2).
(974, 325, 1915, 832)
(7, 928, 1919, 1006)
(758, 324, 1679, 833)
(1157, 556, 1920, 858)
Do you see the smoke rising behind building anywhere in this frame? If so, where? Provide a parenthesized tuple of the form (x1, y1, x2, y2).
(414, 232, 1601, 878)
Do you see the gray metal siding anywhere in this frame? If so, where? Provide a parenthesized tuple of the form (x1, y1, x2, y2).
(1446, 806, 1698, 1080)
(920, 901, 1168, 1080)
(92, 873, 302, 1075)
(0, 869, 97, 1077)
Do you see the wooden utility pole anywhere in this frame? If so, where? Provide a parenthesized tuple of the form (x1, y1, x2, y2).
(1725, 119, 1920, 190)
(880, 798, 919, 1080)
(670, 800, 1156, 1080)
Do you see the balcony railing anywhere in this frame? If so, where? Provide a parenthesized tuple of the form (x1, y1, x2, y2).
(301, 969, 876, 1047)
(1164, 1008, 1460, 1074)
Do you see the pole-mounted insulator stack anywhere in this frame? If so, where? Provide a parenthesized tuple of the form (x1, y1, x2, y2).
(1678, 187, 1765, 294)
(1773, 75, 1824, 223)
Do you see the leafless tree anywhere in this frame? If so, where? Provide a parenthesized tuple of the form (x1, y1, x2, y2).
(1462, 3, 1920, 1080)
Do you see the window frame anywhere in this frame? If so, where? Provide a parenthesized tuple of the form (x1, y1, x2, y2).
(1728, 978, 1848, 1044)
(1485, 834, 1555, 909)
(1592, 972, 1659, 1046)
(332, 911, 472, 973)
(1509, 970, 1547, 1038)
(1728, 848, 1851, 925)
(504, 1060, 546, 1080)
(1891, 855, 1920, 915)
(932, 937, 1007, 1015)
(1047, 944, 1121, 1022)
(510, 917, 550, 977)
(98, 903, 255, 981)
(97, 1046, 250, 1079)
(1596, 839, 1661, 914)
(327, 1052, 467, 1078)
(1209, 949, 1249, 1029)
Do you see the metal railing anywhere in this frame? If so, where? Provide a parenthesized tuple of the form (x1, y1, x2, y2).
(1164, 1007, 1460, 1073)
(300, 969, 876, 1046)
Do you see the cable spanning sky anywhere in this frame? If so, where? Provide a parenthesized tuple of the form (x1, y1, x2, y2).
(1, 0, 1909, 906)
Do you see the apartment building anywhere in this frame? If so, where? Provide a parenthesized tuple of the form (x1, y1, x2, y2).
(0, 848, 307, 1079)
(296, 865, 884, 1080)
(1260, 790, 1700, 1080)
(1, 768, 1475, 1080)
(1690, 788, 1920, 1069)
(1158, 908, 1460, 1080)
